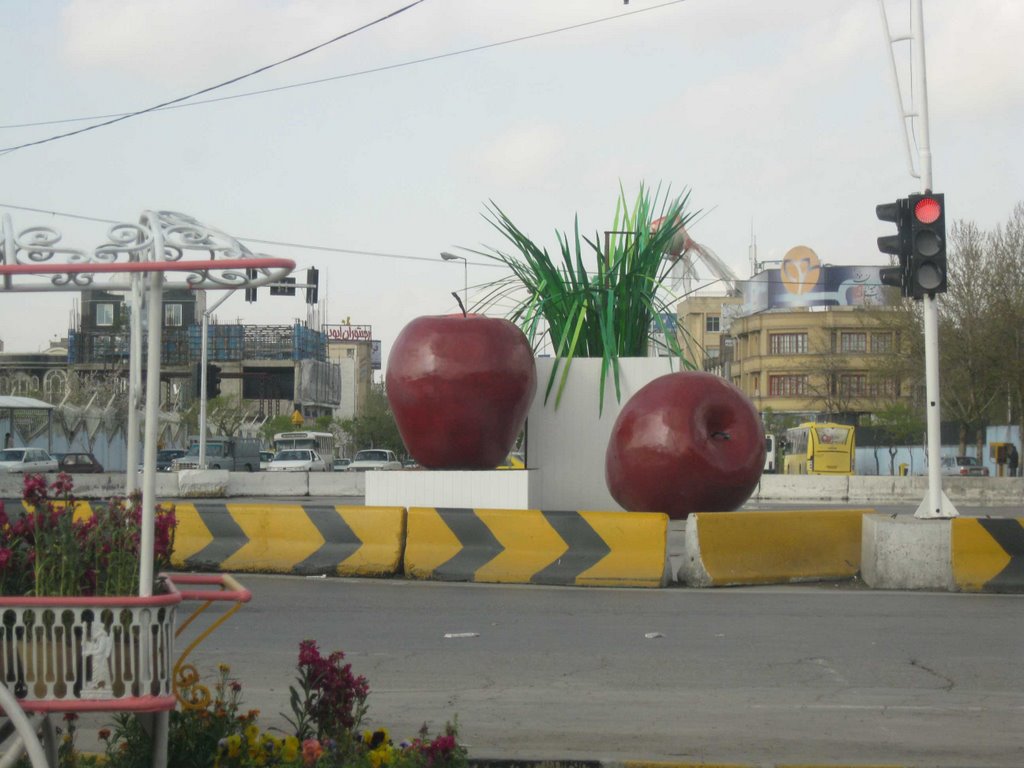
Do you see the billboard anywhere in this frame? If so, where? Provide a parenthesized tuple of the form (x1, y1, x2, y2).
(324, 324, 373, 343)
(742, 251, 896, 316)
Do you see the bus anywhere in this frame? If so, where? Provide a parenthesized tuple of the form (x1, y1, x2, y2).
(783, 422, 856, 475)
(764, 433, 776, 473)
(272, 431, 336, 467)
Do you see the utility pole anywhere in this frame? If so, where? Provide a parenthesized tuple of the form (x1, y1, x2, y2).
(878, 0, 956, 518)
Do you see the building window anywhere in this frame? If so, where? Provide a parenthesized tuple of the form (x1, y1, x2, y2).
(96, 303, 115, 327)
(838, 374, 868, 396)
(705, 315, 720, 333)
(840, 332, 867, 353)
(871, 332, 893, 353)
(838, 373, 898, 397)
(769, 333, 808, 355)
(164, 304, 183, 327)
(769, 374, 807, 397)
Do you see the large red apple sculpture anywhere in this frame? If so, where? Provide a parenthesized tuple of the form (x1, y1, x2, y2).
(605, 371, 765, 519)
(386, 305, 537, 469)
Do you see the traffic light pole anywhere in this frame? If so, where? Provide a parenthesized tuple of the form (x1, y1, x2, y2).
(910, 0, 956, 519)
(199, 289, 235, 468)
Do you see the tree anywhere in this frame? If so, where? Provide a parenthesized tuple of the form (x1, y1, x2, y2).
(938, 220, 1003, 457)
(206, 394, 255, 437)
(873, 402, 925, 476)
(987, 202, 1024, 445)
(261, 414, 295, 444)
(339, 384, 405, 457)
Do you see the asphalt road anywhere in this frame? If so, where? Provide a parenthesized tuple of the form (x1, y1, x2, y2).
(172, 574, 1024, 768)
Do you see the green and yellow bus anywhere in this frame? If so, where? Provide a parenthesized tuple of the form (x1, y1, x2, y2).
(783, 422, 856, 475)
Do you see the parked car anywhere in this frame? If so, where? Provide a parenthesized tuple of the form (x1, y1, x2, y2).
(260, 451, 276, 471)
(58, 452, 105, 473)
(332, 457, 352, 471)
(138, 449, 187, 472)
(267, 449, 328, 472)
(0, 447, 59, 474)
(345, 449, 402, 471)
(940, 455, 989, 477)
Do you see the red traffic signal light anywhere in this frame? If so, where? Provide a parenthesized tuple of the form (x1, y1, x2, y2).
(907, 193, 946, 299)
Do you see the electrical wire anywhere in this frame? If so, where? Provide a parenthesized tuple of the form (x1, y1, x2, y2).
(0, 0, 426, 156)
(0, 0, 688, 133)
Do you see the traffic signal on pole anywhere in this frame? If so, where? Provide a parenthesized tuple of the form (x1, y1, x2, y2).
(306, 267, 319, 305)
(270, 277, 296, 296)
(206, 363, 222, 400)
(244, 268, 258, 303)
(193, 362, 202, 398)
(906, 193, 947, 300)
(876, 197, 911, 297)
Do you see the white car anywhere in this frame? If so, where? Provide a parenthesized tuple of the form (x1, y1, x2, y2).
(267, 449, 328, 472)
(259, 451, 275, 471)
(0, 447, 59, 474)
(345, 449, 403, 471)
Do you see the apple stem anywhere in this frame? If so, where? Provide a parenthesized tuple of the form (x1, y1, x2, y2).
(452, 291, 467, 317)
(711, 431, 731, 440)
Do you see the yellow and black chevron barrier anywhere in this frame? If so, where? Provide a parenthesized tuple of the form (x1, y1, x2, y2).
(680, 509, 872, 587)
(404, 507, 669, 588)
(951, 517, 1024, 593)
(172, 502, 405, 577)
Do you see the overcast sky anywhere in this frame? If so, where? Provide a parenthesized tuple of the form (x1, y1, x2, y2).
(1, 0, 1021, 368)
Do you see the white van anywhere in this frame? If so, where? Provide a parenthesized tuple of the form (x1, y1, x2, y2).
(764, 433, 776, 473)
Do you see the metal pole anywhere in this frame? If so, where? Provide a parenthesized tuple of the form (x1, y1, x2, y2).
(199, 290, 235, 468)
(440, 252, 468, 307)
(126, 274, 143, 493)
(911, 0, 954, 519)
(199, 298, 209, 468)
(139, 221, 164, 597)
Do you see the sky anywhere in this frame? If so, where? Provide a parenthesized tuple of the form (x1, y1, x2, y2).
(1, 0, 1021, 369)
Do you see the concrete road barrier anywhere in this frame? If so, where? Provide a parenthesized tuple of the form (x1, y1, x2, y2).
(172, 502, 405, 577)
(405, 507, 669, 587)
(679, 509, 872, 587)
(951, 517, 1024, 593)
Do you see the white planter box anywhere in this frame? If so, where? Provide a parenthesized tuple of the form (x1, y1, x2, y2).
(526, 357, 678, 511)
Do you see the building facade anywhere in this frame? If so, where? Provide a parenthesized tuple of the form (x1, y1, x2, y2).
(677, 262, 909, 424)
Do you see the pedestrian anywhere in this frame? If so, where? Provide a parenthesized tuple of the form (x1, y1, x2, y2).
(1007, 443, 1019, 478)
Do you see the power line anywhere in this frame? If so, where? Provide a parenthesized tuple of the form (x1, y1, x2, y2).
(0, 0, 688, 133)
(0, 0, 426, 157)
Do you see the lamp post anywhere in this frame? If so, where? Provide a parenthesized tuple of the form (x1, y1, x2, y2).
(440, 251, 468, 308)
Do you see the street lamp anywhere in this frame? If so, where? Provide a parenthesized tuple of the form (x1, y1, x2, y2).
(440, 251, 468, 308)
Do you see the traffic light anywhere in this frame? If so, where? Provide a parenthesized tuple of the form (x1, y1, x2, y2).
(306, 267, 319, 305)
(270, 277, 296, 296)
(206, 363, 222, 400)
(244, 268, 258, 303)
(906, 193, 947, 300)
(876, 197, 911, 297)
(193, 362, 202, 398)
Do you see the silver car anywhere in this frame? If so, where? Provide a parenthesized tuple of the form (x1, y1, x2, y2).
(345, 449, 403, 471)
(267, 449, 328, 472)
(0, 447, 59, 474)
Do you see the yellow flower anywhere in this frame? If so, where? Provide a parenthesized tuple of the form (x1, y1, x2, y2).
(226, 734, 242, 758)
(282, 735, 300, 762)
(245, 724, 261, 743)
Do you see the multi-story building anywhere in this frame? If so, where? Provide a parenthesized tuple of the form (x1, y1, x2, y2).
(324, 323, 377, 422)
(678, 260, 909, 424)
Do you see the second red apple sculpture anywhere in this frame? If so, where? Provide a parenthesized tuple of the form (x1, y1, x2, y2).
(605, 371, 766, 519)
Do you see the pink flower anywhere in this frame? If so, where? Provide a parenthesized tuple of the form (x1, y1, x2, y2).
(301, 738, 323, 765)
